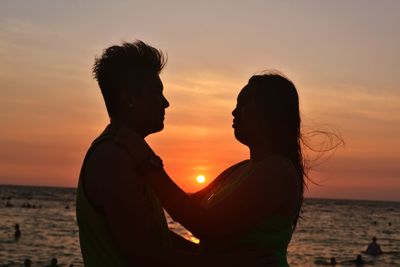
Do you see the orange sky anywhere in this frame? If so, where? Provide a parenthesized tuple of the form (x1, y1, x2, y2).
(0, 1, 399, 201)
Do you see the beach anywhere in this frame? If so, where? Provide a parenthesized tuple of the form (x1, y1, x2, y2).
(1, 185, 399, 266)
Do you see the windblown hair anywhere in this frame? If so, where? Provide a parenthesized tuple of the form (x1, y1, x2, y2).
(93, 40, 167, 118)
(246, 72, 343, 229)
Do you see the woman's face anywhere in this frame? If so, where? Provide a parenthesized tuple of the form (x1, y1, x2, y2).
(232, 85, 263, 146)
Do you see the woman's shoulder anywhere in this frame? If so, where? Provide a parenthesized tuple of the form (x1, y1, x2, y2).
(226, 159, 251, 171)
(249, 155, 301, 215)
(250, 155, 299, 189)
(253, 155, 296, 173)
(216, 160, 251, 180)
(190, 160, 250, 199)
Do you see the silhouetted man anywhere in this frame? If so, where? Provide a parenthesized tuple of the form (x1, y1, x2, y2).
(75, 41, 265, 266)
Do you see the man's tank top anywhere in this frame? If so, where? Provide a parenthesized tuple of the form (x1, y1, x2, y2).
(76, 126, 171, 266)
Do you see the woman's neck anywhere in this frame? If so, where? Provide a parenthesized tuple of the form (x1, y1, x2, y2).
(249, 142, 273, 162)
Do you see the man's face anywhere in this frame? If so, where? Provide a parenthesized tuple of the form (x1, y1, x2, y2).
(132, 75, 169, 136)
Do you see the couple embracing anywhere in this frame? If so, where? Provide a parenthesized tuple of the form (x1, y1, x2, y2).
(76, 40, 304, 267)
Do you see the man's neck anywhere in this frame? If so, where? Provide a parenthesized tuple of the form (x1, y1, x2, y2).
(109, 119, 148, 138)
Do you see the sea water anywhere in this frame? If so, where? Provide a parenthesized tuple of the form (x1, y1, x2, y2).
(0, 185, 399, 266)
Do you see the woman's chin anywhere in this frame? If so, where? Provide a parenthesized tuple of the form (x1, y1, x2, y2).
(233, 131, 247, 145)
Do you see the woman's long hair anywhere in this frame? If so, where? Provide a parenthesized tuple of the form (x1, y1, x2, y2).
(247, 72, 343, 230)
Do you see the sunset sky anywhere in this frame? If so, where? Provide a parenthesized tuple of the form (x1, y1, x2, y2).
(1, 1, 399, 201)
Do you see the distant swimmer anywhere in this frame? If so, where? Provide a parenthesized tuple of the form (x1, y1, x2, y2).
(48, 258, 58, 267)
(23, 259, 32, 267)
(366, 236, 383, 256)
(341, 254, 374, 266)
(313, 257, 336, 266)
(14, 223, 21, 239)
(354, 254, 365, 266)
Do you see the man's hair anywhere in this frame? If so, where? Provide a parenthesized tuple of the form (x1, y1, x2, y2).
(93, 40, 166, 118)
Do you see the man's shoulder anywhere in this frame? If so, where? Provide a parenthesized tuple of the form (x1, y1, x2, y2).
(83, 139, 142, 206)
(85, 138, 142, 183)
(88, 138, 133, 165)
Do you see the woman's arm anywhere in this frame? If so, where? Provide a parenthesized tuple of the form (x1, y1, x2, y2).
(144, 156, 299, 240)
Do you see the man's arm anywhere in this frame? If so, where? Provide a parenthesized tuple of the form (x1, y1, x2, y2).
(85, 142, 267, 266)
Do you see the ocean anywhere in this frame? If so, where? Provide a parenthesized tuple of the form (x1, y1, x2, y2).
(0, 185, 399, 266)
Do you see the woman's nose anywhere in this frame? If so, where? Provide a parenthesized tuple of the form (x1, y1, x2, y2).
(163, 96, 170, 108)
(232, 107, 237, 117)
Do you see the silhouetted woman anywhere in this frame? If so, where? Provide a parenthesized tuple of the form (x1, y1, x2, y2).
(136, 73, 306, 266)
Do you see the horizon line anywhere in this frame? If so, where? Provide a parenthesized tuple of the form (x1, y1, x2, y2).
(1, 183, 399, 203)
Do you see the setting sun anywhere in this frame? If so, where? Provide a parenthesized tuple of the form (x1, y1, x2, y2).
(196, 175, 206, 184)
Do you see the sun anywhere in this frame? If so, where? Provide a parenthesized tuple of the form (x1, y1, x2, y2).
(196, 175, 206, 184)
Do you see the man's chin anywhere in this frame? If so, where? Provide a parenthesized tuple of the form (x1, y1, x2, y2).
(147, 123, 165, 135)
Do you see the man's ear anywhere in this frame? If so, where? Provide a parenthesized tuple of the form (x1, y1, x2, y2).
(119, 88, 136, 110)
